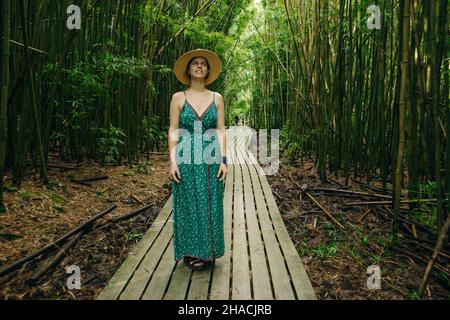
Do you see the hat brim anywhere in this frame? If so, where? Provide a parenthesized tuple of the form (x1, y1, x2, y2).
(174, 49, 222, 86)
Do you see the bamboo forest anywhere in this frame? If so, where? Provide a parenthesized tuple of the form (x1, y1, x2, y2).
(0, 0, 448, 302)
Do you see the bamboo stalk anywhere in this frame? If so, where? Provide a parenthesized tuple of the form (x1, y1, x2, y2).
(18, 0, 49, 185)
(0, 0, 11, 212)
(393, 0, 411, 240)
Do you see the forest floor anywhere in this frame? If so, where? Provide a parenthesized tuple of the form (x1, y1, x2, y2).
(0, 152, 171, 299)
(267, 157, 450, 300)
(0, 152, 448, 300)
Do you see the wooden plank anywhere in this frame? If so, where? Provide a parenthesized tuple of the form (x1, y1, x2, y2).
(241, 161, 273, 299)
(210, 165, 234, 299)
(231, 162, 252, 299)
(187, 268, 212, 300)
(119, 217, 173, 299)
(247, 159, 295, 299)
(227, 131, 238, 165)
(141, 238, 176, 300)
(96, 198, 173, 300)
(234, 128, 245, 152)
(236, 140, 245, 165)
(244, 127, 257, 165)
(163, 260, 192, 300)
(229, 138, 238, 165)
(259, 174, 317, 300)
(244, 143, 316, 300)
(246, 146, 266, 176)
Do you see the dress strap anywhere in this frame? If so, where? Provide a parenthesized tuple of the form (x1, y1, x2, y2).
(212, 92, 215, 104)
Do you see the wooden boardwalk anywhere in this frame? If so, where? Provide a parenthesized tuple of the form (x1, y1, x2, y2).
(97, 126, 316, 300)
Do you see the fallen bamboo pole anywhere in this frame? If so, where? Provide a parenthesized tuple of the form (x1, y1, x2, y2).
(280, 170, 345, 229)
(28, 230, 87, 283)
(0, 204, 116, 277)
(344, 199, 437, 206)
(308, 188, 392, 199)
(418, 214, 450, 297)
(79, 175, 108, 183)
(94, 203, 155, 231)
(69, 178, 92, 186)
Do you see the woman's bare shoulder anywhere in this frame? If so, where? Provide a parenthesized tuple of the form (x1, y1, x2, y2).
(172, 91, 185, 100)
(171, 91, 185, 107)
(213, 91, 223, 98)
(214, 92, 224, 105)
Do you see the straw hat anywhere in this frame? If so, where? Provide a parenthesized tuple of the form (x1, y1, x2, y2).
(174, 49, 222, 86)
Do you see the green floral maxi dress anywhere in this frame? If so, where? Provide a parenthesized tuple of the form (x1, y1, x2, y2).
(171, 91, 225, 263)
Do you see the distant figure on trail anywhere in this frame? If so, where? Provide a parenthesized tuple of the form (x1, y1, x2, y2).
(234, 114, 239, 126)
(168, 49, 227, 272)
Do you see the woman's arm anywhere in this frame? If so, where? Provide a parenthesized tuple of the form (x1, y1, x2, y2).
(215, 93, 227, 161)
(168, 93, 182, 164)
(168, 93, 182, 183)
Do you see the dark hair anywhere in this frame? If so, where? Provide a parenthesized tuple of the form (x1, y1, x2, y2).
(185, 56, 210, 81)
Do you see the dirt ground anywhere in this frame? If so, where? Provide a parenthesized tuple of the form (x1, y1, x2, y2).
(266, 157, 449, 300)
(0, 153, 171, 299)
(0, 152, 448, 300)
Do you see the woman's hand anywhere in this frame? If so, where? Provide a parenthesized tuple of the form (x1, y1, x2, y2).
(217, 164, 228, 182)
(169, 162, 181, 183)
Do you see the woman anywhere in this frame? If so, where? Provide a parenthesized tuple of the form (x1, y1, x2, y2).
(168, 49, 228, 271)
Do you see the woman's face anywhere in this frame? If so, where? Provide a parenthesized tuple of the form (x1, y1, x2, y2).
(187, 57, 210, 81)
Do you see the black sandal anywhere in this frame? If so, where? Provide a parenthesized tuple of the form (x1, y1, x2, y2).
(183, 256, 193, 267)
(183, 256, 202, 270)
(183, 257, 214, 271)
(191, 258, 207, 271)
